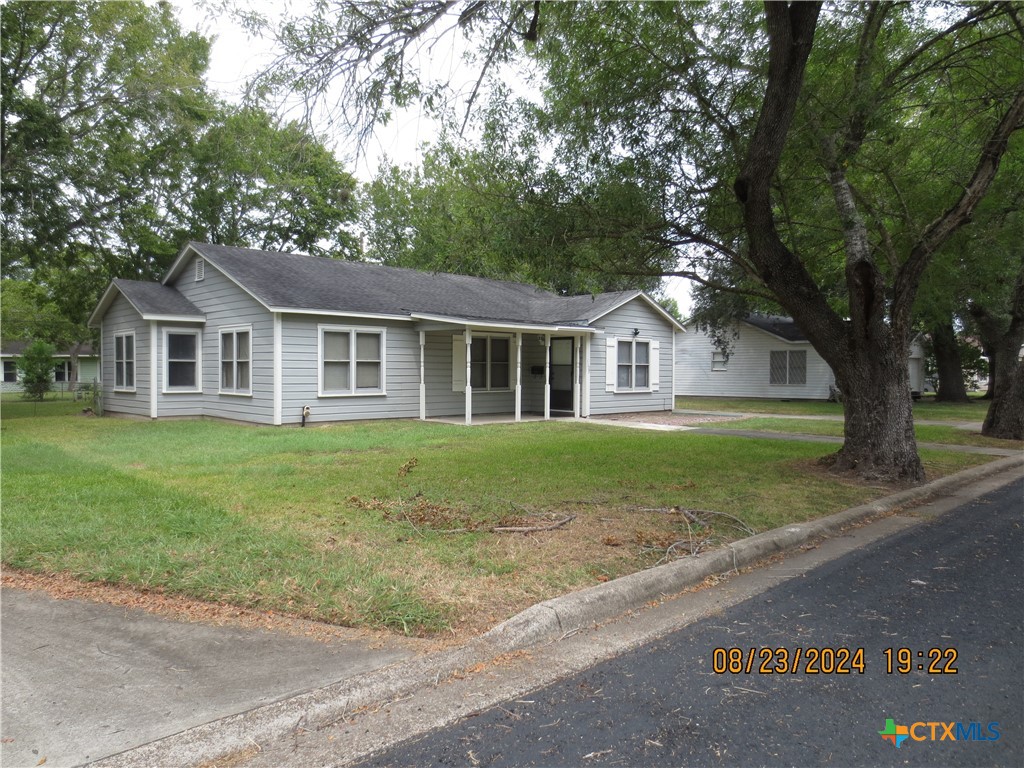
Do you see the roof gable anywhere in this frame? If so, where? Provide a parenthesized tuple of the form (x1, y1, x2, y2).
(88, 279, 204, 327)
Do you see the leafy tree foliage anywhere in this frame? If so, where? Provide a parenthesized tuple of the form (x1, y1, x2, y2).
(15, 340, 56, 401)
(2, 1, 360, 343)
(252, 1, 1024, 479)
(363, 135, 666, 294)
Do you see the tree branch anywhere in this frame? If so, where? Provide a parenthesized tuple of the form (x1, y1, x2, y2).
(895, 85, 1024, 319)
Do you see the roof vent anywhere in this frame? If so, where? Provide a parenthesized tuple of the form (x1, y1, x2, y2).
(195, 258, 205, 281)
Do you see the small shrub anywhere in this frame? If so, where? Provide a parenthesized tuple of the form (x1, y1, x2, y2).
(16, 340, 56, 401)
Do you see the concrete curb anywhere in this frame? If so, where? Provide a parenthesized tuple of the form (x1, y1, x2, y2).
(91, 453, 1022, 768)
(481, 453, 1023, 652)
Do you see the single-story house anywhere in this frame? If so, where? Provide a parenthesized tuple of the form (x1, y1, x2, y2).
(88, 242, 683, 425)
(1, 342, 99, 394)
(675, 315, 926, 400)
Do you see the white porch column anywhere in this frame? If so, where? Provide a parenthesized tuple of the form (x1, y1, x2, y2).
(573, 335, 581, 418)
(464, 327, 473, 425)
(514, 332, 523, 422)
(419, 330, 427, 420)
(582, 335, 591, 417)
(149, 320, 158, 419)
(543, 333, 551, 420)
(273, 313, 283, 425)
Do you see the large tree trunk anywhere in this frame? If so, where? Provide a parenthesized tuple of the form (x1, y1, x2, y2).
(831, 339, 923, 482)
(983, 358, 1024, 439)
(732, 5, 1023, 480)
(973, 264, 1024, 438)
(931, 321, 970, 402)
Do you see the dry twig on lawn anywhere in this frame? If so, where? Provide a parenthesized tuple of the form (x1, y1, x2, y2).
(492, 515, 576, 534)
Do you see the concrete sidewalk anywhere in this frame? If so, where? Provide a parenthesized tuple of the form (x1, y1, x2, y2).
(0, 591, 419, 767)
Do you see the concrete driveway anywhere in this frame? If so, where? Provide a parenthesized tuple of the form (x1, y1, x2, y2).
(0, 589, 418, 767)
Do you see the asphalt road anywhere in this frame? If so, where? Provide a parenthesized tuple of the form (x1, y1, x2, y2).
(358, 478, 1024, 767)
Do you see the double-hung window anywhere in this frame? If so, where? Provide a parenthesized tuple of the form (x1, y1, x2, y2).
(54, 361, 71, 382)
(617, 339, 650, 390)
(220, 327, 251, 395)
(769, 350, 807, 386)
(319, 326, 385, 396)
(4, 361, 18, 383)
(470, 336, 510, 391)
(711, 350, 728, 371)
(114, 332, 135, 391)
(606, 336, 659, 393)
(164, 329, 201, 392)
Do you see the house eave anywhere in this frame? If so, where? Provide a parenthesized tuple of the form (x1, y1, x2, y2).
(140, 314, 206, 324)
(409, 312, 596, 334)
(270, 307, 413, 322)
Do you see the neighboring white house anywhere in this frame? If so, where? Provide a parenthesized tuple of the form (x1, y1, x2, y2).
(88, 242, 683, 425)
(676, 315, 926, 400)
(1, 342, 99, 394)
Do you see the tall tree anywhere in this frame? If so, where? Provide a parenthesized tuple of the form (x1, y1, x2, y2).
(364, 135, 667, 294)
(2, 1, 362, 341)
(188, 106, 360, 259)
(251, 1, 1024, 480)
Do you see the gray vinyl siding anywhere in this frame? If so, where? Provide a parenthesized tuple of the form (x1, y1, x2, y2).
(169, 259, 274, 422)
(588, 300, 676, 415)
(422, 331, 518, 418)
(280, 315, 420, 424)
(675, 323, 835, 399)
(101, 294, 152, 417)
(78, 357, 99, 385)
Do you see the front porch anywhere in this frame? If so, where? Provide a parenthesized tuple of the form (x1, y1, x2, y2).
(413, 320, 595, 425)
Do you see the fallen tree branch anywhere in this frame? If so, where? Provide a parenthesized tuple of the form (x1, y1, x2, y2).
(492, 515, 576, 534)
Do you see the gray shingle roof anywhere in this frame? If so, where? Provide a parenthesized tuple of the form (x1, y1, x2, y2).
(114, 279, 204, 318)
(185, 243, 645, 327)
(743, 314, 809, 342)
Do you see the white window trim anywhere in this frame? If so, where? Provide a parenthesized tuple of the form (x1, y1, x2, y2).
(162, 328, 203, 394)
(470, 334, 513, 392)
(219, 324, 253, 397)
(4, 360, 19, 383)
(318, 325, 387, 397)
(711, 350, 728, 372)
(611, 336, 657, 393)
(113, 331, 136, 392)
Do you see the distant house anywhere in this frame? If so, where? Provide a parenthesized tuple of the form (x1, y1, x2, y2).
(1, 342, 98, 394)
(675, 315, 926, 400)
(88, 242, 683, 425)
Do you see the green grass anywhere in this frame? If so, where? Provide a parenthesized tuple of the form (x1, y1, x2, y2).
(712, 416, 1020, 450)
(675, 395, 992, 423)
(1, 402, 995, 635)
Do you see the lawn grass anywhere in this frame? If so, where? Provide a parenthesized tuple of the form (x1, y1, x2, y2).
(675, 395, 991, 423)
(1, 402, 995, 636)
(711, 416, 1022, 450)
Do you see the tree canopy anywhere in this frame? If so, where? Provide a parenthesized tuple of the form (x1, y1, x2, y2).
(2, 0, 360, 337)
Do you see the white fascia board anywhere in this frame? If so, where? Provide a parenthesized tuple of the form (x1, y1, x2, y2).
(161, 242, 202, 285)
(410, 312, 595, 334)
(139, 314, 206, 324)
(87, 281, 123, 327)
